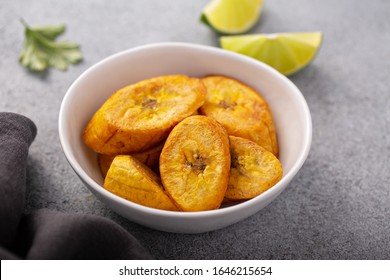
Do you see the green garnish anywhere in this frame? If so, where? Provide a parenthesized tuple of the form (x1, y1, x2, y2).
(19, 19, 82, 71)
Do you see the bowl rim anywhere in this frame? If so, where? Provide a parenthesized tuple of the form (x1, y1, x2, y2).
(59, 42, 312, 219)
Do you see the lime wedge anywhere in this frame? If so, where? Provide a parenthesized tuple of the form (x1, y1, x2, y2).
(201, 0, 264, 34)
(220, 32, 323, 75)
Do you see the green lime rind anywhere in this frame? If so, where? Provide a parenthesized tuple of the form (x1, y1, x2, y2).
(200, 13, 215, 32)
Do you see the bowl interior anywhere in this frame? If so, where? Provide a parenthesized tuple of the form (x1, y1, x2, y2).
(59, 43, 311, 220)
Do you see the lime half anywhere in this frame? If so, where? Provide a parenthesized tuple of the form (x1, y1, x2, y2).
(201, 0, 264, 34)
(220, 32, 323, 75)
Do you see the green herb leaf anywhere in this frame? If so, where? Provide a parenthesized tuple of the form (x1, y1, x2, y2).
(19, 19, 82, 71)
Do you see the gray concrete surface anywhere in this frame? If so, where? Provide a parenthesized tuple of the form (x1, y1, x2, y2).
(1, 0, 389, 259)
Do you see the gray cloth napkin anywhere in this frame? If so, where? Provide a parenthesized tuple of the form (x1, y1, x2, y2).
(0, 112, 152, 259)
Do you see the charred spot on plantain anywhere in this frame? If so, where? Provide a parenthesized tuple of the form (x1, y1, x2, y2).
(231, 154, 250, 178)
(217, 100, 237, 109)
(185, 153, 209, 174)
(231, 154, 240, 169)
(142, 98, 157, 109)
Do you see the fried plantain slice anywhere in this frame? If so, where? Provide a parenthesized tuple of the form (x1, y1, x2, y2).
(97, 141, 165, 178)
(160, 116, 230, 211)
(226, 136, 283, 201)
(199, 75, 279, 156)
(104, 155, 178, 211)
(98, 153, 113, 178)
(83, 75, 207, 155)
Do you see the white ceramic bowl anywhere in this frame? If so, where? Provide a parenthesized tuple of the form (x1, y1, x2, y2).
(59, 42, 312, 233)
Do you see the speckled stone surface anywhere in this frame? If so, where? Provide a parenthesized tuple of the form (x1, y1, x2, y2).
(1, 0, 389, 259)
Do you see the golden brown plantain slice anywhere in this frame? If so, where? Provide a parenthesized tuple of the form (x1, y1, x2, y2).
(97, 141, 164, 178)
(98, 153, 113, 178)
(104, 155, 178, 211)
(130, 141, 164, 171)
(83, 75, 206, 155)
(160, 116, 231, 211)
(199, 75, 279, 156)
(226, 136, 283, 201)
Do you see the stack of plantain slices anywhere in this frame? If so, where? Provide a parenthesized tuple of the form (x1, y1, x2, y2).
(83, 74, 283, 211)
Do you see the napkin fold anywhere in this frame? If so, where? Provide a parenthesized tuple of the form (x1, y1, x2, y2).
(0, 112, 152, 259)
